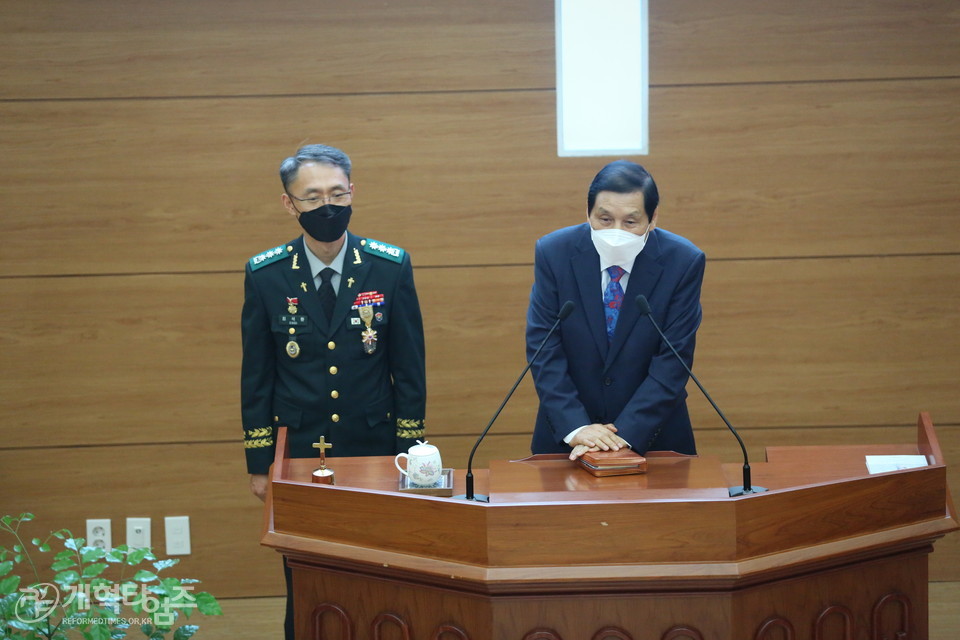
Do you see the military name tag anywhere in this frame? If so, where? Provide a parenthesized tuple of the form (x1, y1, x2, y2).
(286, 340, 301, 358)
(279, 315, 308, 326)
(358, 305, 377, 354)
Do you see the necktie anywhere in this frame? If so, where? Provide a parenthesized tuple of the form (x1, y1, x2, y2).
(603, 265, 626, 341)
(318, 268, 336, 321)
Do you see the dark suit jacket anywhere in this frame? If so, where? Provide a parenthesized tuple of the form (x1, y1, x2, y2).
(241, 232, 426, 474)
(526, 223, 705, 455)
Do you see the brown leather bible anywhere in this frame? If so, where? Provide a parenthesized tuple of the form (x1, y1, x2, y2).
(577, 449, 648, 477)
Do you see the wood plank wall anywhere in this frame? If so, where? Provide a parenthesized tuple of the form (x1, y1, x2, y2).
(1, 0, 958, 602)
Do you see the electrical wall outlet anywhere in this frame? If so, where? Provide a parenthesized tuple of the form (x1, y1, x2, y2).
(86, 519, 112, 550)
(126, 517, 151, 549)
(164, 516, 191, 555)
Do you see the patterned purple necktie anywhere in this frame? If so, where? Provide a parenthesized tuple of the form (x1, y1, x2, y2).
(603, 265, 626, 341)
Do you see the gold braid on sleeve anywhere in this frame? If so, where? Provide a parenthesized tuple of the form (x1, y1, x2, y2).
(396, 418, 424, 440)
(244, 426, 275, 449)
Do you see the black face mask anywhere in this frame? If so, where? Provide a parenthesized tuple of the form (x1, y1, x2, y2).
(297, 203, 352, 243)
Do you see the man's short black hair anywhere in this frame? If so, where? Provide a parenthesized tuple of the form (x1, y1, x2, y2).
(587, 160, 659, 221)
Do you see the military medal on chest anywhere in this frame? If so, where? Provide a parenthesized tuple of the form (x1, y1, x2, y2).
(280, 296, 308, 359)
(352, 291, 386, 355)
(285, 339, 301, 358)
(359, 306, 377, 354)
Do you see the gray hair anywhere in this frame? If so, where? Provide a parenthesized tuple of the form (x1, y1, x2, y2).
(279, 144, 352, 189)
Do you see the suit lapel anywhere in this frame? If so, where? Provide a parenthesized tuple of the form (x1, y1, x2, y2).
(331, 233, 371, 331)
(571, 229, 609, 361)
(281, 237, 330, 332)
(604, 229, 664, 372)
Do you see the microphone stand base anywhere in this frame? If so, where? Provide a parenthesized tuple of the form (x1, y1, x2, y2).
(729, 485, 768, 497)
(452, 494, 489, 503)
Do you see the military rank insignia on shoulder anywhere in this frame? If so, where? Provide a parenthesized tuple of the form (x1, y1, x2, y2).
(249, 244, 292, 271)
(362, 238, 405, 264)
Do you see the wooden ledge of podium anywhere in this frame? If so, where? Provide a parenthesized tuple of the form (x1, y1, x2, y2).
(262, 418, 955, 591)
(261, 413, 957, 639)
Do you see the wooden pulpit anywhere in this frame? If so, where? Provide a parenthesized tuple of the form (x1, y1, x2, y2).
(262, 412, 957, 639)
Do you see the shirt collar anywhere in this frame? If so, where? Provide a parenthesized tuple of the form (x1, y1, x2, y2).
(302, 234, 348, 278)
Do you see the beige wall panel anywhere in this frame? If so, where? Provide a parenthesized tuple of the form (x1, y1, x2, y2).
(3, 1, 958, 100)
(0, 274, 244, 449)
(650, 0, 960, 85)
(1, 255, 955, 450)
(0, 443, 281, 599)
(0, 267, 537, 451)
(694, 255, 960, 429)
(0, 0, 553, 100)
(2, 80, 958, 277)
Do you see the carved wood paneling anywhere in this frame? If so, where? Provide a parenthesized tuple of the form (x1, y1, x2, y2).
(432, 624, 471, 640)
(661, 627, 705, 640)
(755, 617, 796, 640)
(815, 605, 853, 640)
(371, 612, 412, 640)
(592, 627, 632, 640)
(522, 630, 563, 640)
(311, 603, 353, 640)
(872, 593, 911, 640)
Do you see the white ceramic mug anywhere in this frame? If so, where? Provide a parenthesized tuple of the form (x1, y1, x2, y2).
(394, 440, 442, 486)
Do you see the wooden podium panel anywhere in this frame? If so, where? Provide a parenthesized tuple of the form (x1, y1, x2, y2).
(262, 413, 956, 639)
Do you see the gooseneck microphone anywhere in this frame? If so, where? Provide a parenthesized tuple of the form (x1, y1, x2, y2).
(635, 295, 767, 497)
(456, 300, 575, 502)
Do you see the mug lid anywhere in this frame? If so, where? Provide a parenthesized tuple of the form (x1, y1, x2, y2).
(409, 439, 438, 454)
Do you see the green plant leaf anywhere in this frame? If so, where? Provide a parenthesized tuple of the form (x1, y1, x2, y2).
(31, 537, 42, 546)
(1, 515, 13, 527)
(13, 544, 22, 552)
(156, 577, 183, 597)
(52, 556, 78, 571)
(140, 623, 154, 636)
(65, 537, 85, 551)
(0, 559, 13, 576)
(38, 543, 52, 552)
(126, 548, 152, 566)
(54, 569, 81, 587)
(0, 573, 22, 596)
(21, 513, 35, 522)
(106, 548, 126, 563)
(133, 570, 158, 583)
(83, 562, 109, 579)
(82, 547, 107, 563)
(6, 618, 38, 631)
(193, 592, 222, 616)
(173, 625, 199, 640)
(14, 553, 23, 563)
(86, 622, 112, 640)
(152, 559, 179, 572)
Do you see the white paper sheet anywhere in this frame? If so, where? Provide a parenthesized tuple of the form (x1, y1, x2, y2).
(865, 455, 928, 474)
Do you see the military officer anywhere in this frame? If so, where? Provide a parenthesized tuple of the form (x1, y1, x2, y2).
(241, 143, 427, 494)
(241, 144, 427, 640)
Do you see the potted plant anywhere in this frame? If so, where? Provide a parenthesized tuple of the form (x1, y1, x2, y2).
(1, 513, 221, 639)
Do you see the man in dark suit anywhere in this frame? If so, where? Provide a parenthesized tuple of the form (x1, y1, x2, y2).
(240, 144, 426, 639)
(527, 160, 704, 460)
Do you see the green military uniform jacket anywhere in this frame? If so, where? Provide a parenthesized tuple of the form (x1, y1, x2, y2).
(241, 232, 426, 474)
